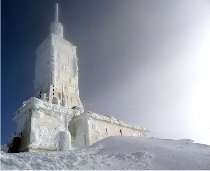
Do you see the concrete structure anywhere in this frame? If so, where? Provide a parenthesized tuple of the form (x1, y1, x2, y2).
(7, 3, 147, 153)
(34, 3, 83, 112)
(70, 112, 147, 148)
(12, 97, 78, 152)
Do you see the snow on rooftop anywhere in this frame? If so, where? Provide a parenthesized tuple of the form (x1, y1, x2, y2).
(13, 97, 79, 120)
(87, 111, 148, 132)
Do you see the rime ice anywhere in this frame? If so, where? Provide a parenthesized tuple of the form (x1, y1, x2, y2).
(6, 3, 147, 152)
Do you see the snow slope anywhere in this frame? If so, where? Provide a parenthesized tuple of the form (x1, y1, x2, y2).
(1, 136, 210, 170)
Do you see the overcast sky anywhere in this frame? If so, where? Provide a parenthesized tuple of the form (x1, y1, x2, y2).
(2, 0, 210, 145)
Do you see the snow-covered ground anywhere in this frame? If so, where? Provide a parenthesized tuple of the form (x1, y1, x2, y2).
(1, 136, 210, 170)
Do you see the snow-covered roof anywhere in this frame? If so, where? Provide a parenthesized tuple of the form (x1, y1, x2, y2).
(13, 97, 79, 121)
(87, 111, 148, 132)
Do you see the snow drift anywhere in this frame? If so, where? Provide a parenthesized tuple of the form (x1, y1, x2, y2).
(1, 136, 210, 170)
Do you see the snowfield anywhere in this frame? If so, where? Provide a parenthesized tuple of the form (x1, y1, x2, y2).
(1, 136, 210, 170)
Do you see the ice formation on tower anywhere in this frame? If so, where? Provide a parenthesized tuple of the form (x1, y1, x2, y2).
(34, 3, 83, 112)
(6, 3, 147, 153)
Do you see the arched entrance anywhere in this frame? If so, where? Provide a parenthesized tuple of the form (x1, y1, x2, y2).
(68, 117, 87, 149)
(68, 119, 77, 148)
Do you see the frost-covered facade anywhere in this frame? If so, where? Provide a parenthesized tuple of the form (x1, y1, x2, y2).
(70, 112, 147, 148)
(34, 4, 83, 112)
(8, 3, 147, 152)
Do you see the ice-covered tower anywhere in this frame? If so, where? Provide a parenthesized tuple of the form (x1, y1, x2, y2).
(34, 3, 83, 112)
(9, 4, 85, 152)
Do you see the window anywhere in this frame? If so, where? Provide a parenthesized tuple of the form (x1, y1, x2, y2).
(120, 129, 122, 135)
(105, 126, 108, 133)
(92, 123, 96, 130)
(39, 90, 42, 98)
(62, 100, 65, 106)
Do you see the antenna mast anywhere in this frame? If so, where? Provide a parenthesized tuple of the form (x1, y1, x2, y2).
(55, 3, 58, 22)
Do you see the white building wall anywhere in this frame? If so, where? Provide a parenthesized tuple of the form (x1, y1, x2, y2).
(13, 97, 79, 152)
(12, 100, 147, 152)
(87, 116, 146, 145)
(34, 14, 84, 113)
(29, 110, 61, 151)
(49, 34, 83, 111)
(34, 35, 52, 97)
(10, 4, 148, 153)
(34, 33, 83, 112)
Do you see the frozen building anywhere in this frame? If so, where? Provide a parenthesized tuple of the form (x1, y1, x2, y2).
(7, 4, 147, 153)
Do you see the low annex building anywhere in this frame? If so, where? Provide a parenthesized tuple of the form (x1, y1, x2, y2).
(7, 4, 147, 153)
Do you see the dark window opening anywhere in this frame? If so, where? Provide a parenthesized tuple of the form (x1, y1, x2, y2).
(62, 100, 65, 106)
(7, 133, 22, 153)
(120, 129, 122, 135)
(106, 127, 108, 132)
(39, 90, 42, 99)
(53, 93, 54, 95)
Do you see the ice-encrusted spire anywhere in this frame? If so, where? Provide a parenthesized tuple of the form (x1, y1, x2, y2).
(50, 3, 63, 38)
(55, 3, 58, 22)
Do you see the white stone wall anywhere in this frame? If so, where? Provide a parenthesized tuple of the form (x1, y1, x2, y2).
(67, 112, 147, 147)
(13, 97, 78, 152)
(49, 34, 83, 112)
(34, 35, 52, 97)
(13, 99, 146, 151)
(34, 31, 83, 112)
(87, 116, 146, 145)
(30, 110, 61, 151)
